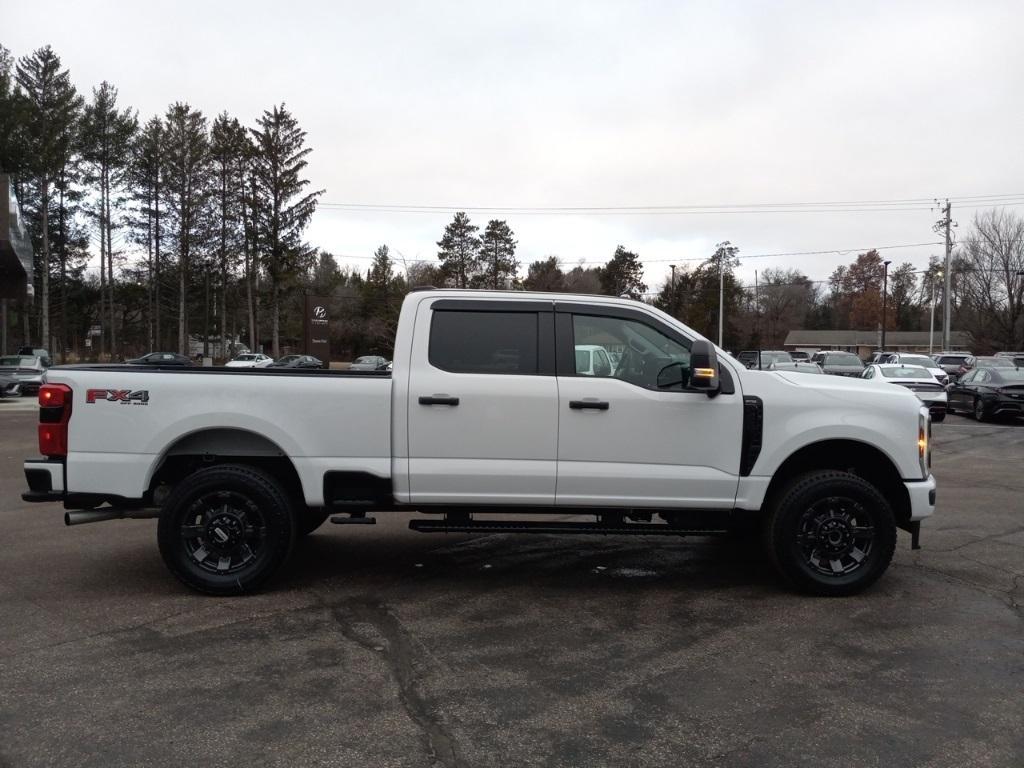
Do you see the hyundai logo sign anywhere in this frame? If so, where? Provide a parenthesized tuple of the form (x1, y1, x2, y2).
(313, 305, 327, 320)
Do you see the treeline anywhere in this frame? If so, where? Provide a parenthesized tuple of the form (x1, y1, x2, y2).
(1, 43, 321, 361)
(2, 43, 1022, 360)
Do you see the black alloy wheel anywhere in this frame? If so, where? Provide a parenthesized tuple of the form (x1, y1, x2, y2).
(158, 464, 296, 595)
(764, 470, 897, 596)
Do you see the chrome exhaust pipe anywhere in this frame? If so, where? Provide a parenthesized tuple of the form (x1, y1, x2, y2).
(64, 509, 159, 526)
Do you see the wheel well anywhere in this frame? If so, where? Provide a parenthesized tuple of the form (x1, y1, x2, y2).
(148, 429, 304, 507)
(763, 440, 911, 524)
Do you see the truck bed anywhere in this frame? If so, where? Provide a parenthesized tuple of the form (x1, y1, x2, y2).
(42, 365, 394, 506)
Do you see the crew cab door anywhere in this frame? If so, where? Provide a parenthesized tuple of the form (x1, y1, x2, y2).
(406, 299, 558, 504)
(554, 303, 743, 508)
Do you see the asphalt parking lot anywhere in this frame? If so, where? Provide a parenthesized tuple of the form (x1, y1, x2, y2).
(0, 401, 1022, 768)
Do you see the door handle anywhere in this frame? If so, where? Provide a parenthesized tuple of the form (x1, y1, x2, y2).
(419, 395, 460, 406)
(569, 400, 609, 411)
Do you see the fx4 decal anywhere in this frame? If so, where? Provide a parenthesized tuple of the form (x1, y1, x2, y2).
(86, 389, 150, 405)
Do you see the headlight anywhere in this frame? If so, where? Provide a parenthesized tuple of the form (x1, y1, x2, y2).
(918, 408, 931, 478)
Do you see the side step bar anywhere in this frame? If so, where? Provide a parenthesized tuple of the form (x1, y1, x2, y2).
(408, 519, 728, 536)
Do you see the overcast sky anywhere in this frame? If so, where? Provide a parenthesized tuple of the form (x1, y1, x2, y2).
(5, 0, 1024, 292)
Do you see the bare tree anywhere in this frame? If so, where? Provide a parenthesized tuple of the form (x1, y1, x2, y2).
(956, 208, 1024, 349)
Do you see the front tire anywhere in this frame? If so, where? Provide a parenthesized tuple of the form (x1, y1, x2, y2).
(763, 471, 897, 596)
(158, 464, 297, 595)
(932, 411, 946, 423)
(974, 397, 989, 422)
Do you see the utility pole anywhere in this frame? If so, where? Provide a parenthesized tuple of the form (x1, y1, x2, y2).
(940, 200, 953, 350)
(881, 260, 892, 350)
(754, 269, 760, 345)
(718, 258, 724, 348)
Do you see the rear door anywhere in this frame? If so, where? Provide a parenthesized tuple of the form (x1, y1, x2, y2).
(553, 303, 743, 509)
(406, 299, 559, 505)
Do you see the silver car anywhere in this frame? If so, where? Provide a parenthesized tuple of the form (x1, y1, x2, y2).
(812, 351, 865, 377)
(0, 355, 47, 396)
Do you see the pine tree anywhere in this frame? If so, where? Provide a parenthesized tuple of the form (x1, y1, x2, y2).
(80, 81, 138, 359)
(250, 104, 323, 357)
(599, 245, 647, 299)
(129, 117, 164, 351)
(523, 257, 565, 292)
(15, 46, 83, 350)
(477, 219, 518, 288)
(0, 45, 29, 179)
(209, 112, 247, 357)
(162, 102, 211, 355)
(437, 212, 480, 288)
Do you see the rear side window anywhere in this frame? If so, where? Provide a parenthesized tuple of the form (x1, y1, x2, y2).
(429, 311, 538, 374)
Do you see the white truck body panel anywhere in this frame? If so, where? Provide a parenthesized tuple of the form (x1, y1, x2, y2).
(33, 289, 935, 522)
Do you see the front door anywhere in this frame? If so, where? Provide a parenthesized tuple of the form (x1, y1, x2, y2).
(554, 305, 743, 509)
(406, 299, 559, 505)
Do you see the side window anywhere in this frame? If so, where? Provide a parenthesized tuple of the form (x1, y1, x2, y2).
(572, 314, 691, 391)
(975, 370, 990, 383)
(863, 368, 873, 379)
(429, 310, 538, 375)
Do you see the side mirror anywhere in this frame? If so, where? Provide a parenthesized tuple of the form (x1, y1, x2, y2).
(689, 339, 720, 396)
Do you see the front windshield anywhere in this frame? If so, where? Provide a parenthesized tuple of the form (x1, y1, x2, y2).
(355, 357, 374, 364)
(235, 354, 255, 361)
(976, 357, 1013, 367)
(881, 366, 931, 379)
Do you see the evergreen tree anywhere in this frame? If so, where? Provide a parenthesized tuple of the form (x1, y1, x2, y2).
(0, 45, 29, 179)
(162, 102, 211, 355)
(436, 211, 480, 288)
(523, 257, 565, 292)
(15, 45, 83, 350)
(476, 219, 518, 288)
(599, 245, 647, 299)
(80, 81, 138, 359)
(250, 104, 323, 357)
(209, 112, 247, 357)
(129, 117, 164, 350)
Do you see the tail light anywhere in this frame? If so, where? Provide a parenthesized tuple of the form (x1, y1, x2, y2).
(38, 384, 72, 457)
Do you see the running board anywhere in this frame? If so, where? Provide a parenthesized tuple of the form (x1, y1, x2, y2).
(330, 514, 376, 525)
(408, 519, 728, 536)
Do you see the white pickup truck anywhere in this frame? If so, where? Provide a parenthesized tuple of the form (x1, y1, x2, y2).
(23, 290, 936, 596)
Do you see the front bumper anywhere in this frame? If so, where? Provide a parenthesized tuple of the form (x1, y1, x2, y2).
(990, 396, 1024, 416)
(905, 474, 936, 521)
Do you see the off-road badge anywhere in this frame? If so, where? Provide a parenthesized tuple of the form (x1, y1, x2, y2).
(85, 389, 150, 405)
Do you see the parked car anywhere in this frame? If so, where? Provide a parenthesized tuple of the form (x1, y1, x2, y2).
(224, 353, 274, 369)
(125, 352, 196, 367)
(932, 353, 973, 380)
(767, 361, 823, 375)
(737, 350, 793, 369)
(348, 355, 391, 371)
(0, 355, 48, 395)
(270, 354, 323, 369)
(812, 351, 865, 377)
(22, 288, 937, 598)
(862, 364, 947, 421)
(947, 366, 1024, 421)
(574, 345, 615, 376)
(17, 347, 52, 366)
(875, 353, 950, 386)
(0, 372, 22, 398)
(958, 355, 1015, 378)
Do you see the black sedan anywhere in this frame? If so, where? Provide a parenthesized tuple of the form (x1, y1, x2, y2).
(947, 366, 1024, 421)
(125, 352, 196, 367)
(270, 355, 323, 369)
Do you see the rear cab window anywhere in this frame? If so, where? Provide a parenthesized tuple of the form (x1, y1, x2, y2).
(429, 310, 539, 375)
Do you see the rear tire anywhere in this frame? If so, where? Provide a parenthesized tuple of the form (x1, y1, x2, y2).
(763, 470, 897, 596)
(158, 464, 297, 595)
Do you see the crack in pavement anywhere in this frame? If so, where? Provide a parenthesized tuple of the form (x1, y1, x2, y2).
(897, 559, 1024, 622)
(926, 525, 1024, 553)
(330, 599, 468, 768)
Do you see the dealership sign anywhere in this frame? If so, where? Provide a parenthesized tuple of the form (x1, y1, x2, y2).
(304, 295, 331, 368)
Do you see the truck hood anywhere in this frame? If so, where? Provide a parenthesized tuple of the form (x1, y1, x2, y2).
(770, 369, 922, 406)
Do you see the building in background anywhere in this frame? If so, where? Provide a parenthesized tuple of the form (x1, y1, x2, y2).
(784, 330, 972, 358)
(0, 175, 35, 354)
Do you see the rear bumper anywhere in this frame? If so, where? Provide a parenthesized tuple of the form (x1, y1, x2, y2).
(905, 474, 937, 521)
(22, 458, 64, 501)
